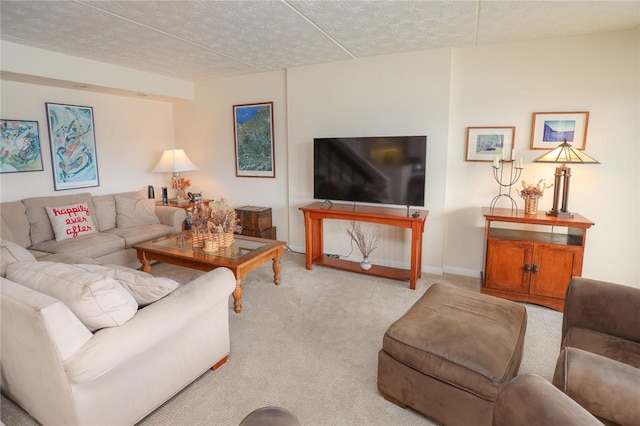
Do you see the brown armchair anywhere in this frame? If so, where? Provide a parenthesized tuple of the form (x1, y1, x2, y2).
(493, 374, 603, 425)
(552, 277, 640, 425)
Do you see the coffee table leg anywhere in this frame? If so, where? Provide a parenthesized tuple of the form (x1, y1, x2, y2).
(273, 253, 282, 285)
(139, 252, 151, 273)
(233, 279, 243, 313)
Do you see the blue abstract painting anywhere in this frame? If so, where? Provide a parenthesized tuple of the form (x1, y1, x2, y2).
(46, 103, 100, 190)
(0, 119, 43, 173)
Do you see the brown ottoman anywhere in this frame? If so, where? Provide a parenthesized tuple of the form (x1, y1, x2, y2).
(377, 283, 527, 426)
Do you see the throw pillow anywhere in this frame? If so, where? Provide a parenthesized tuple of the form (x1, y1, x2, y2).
(114, 195, 160, 228)
(0, 239, 36, 277)
(76, 264, 180, 306)
(45, 202, 98, 241)
(6, 261, 138, 331)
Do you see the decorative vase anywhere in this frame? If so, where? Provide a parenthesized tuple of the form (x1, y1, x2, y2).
(360, 258, 372, 271)
(524, 197, 539, 215)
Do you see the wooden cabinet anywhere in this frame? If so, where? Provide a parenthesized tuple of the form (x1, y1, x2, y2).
(482, 207, 594, 311)
(299, 202, 428, 289)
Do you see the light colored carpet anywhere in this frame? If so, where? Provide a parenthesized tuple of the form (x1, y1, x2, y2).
(1, 251, 562, 425)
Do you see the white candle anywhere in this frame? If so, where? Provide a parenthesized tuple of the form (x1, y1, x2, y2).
(517, 157, 524, 168)
(493, 156, 499, 168)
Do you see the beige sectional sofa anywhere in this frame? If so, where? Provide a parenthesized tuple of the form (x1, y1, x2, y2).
(1, 258, 236, 425)
(0, 189, 186, 269)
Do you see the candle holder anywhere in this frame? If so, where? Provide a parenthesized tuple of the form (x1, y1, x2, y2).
(490, 160, 524, 213)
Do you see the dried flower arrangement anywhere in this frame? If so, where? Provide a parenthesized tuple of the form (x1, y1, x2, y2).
(347, 221, 379, 259)
(519, 178, 553, 199)
(188, 199, 238, 234)
(188, 201, 211, 234)
(207, 199, 237, 233)
(170, 176, 191, 198)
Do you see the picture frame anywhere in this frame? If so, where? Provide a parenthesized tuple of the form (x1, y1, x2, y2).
(45, 103, 100, 190)
(530, 111, 589, 150)
(0, 119, 44, 173)
(233, 102, 275, 178)
(465, 126, 516, 162)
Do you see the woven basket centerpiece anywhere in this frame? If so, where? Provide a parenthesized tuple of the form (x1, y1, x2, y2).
(212, 231, 234, 247)
(188, 198, 237, 249)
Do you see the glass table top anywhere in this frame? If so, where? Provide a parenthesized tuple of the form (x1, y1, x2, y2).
(152, 234, 270, 260)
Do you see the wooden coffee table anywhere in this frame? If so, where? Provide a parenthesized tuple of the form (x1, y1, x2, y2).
(133, 232, 285, 313)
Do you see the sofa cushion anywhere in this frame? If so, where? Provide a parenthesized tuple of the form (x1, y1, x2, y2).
(92, 194, 117, 231)
(0, 201, 31, 247)
(115, 195, 160, 228)
(76, 264, 180, 306)
(30, 231, 125, 258)
(563, 327, 640, 369)
(6, 261, 137, 331)
(45, 202, 98, 241)
(23, 193, 95, 245)
(1, 239, 36, 277)
(104, 224, 174, 247)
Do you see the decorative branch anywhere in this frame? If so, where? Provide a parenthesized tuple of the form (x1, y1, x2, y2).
(347, 221, 379, 259)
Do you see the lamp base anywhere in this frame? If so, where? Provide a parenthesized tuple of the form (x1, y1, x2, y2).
(546, 209, 574, 218)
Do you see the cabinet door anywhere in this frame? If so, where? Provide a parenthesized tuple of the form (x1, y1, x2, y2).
(529, 244, 579, 298)
(485, 239, 532, 293)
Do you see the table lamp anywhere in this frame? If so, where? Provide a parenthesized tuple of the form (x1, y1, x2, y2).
(152, 149, 198, 203)
(534, 141, 599, 218)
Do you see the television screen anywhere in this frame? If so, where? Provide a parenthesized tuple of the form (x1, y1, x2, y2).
(313, 136, 427, 207)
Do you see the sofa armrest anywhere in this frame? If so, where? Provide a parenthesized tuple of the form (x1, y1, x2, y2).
(1, 277, 93, 426)
(155, 205, 187, 232)
(493, 374, 603, 425)
(64, 267, 235, 383)
(563, 277, 640, 344)
(553, 347, 640, 426)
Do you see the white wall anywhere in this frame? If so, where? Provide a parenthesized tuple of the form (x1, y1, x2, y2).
(446, 30, 639, 285)
(286, 49, 453, 273)
(173, 71, 290, 241)
(0, 80, 176, 201)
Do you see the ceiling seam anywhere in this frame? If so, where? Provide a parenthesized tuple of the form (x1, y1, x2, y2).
(282, 0, 357, 60)
(73, 0, 267, 72)
(474, 0, 481, 47)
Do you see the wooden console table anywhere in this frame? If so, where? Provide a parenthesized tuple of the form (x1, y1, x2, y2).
(299, 202, 428, 289)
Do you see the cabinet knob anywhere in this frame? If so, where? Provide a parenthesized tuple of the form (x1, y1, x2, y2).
(532, 264, 539, 274)
(524, 264, 531, 272)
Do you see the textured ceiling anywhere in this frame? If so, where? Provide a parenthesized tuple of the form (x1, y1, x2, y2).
(1, 0, 639, 82)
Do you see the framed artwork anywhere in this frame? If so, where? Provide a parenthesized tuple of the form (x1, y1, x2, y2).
(233, 102, 275, 178)
(530, 111, 589, 150)
(465, 126, 516, 162)
(0, 119, 44, 173)
(45, 103, 100, 190)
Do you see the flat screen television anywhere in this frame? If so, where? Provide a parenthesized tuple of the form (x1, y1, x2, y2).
(313, 136, 427, 207)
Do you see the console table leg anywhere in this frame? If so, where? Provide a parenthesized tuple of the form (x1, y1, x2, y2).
(233, 279, 243, 313)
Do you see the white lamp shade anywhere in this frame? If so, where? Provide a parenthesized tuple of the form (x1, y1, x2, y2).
(152, 149, 199, 173)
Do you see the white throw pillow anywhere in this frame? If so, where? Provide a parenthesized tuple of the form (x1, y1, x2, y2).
(76, 264, 180, 306)
(45, 202, 98, 241)
(114, 195, 160, 228)
(6, 261, 138, 331)
(0, 239, 36, 277)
